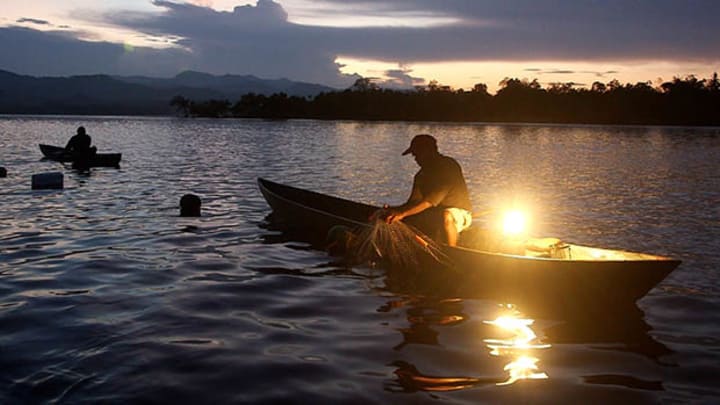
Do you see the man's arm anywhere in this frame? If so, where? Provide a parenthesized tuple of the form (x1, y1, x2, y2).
(386, 168, 456, 223)
(386, 176, 430, 222)
(370, 177, 427, 222)
(385, 199, 433, 224)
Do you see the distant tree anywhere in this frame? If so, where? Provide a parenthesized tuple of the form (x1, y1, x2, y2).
(174, 74, 720, 126)
(591, 81, 607, 93)
(232, 93, 266, 116)
(349, 78, 379, 92)
(660, 75, 706, 94)
(707, 72, 720, 92)
(629, 81, 654, 93)
(606, 79, 622, 91)
(189, 99, 230, 118)
(471, 83, 489, 96)
(498, 78, 542, 92)
(170, 95, 190, 117)
(425, 80, 453, 92)
(547, 82, 576, 94)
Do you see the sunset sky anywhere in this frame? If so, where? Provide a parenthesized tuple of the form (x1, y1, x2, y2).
(1, 0, 718, 92)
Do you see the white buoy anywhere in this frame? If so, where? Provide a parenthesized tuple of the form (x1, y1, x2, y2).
(32, 172, 64, 190)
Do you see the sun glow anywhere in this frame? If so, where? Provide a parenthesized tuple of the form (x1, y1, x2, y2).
(336, 57, 720, 94)
(502, 210, 527, 237)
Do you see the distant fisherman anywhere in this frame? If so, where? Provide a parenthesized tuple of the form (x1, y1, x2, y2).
(65, 126, 96, 170)
(372, 134, 473, 247)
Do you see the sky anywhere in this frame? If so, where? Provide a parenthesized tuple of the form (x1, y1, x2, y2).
(1, 0, 719, 93)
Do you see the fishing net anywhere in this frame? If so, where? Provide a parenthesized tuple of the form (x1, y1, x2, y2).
(350, 220, 449, 269)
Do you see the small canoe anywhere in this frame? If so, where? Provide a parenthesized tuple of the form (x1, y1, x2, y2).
(258, 178, 681, 314)
(39, 144, 122, 168)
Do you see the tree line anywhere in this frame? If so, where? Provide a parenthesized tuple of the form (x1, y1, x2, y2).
(170, 74, 720, 126)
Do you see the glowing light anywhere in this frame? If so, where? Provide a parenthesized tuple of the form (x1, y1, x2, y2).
(123, 42, 134, 52)
(502, 210, 527, 237)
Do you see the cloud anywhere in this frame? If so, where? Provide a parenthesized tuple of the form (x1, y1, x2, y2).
(16, 18, 50, 26)
(579, 70, 620, 78)
(0, 26, 191, 77)
(0, 0, 718, 88)
(292, 0, 720, 62)
(97, 0, 351, 86)
(378, 67, 425, 88)
(120, 0, 290, 37)
(525, 69, 577, 75)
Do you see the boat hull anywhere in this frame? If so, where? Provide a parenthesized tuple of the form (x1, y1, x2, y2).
(39, 144, 122, 168)
(444, 246, 678, 312)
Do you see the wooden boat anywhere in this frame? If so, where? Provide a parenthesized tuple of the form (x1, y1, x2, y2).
(39, 144, 122, 168)
(258, 178, 681, 314)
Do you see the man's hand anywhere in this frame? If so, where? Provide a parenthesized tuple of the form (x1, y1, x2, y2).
(384, 209, 405, 224)
(369, 204, 405, 223)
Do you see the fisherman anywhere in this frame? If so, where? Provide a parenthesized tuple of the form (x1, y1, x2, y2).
(65, 126, 96, 170)
(373, 134, 473, 247)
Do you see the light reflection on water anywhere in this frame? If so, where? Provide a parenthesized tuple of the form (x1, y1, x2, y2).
(0, 116, 718, 403)
(484, 305, 551, 386)
(387, 300, 553, 391)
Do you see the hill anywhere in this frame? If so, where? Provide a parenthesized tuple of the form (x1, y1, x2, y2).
(0, 69, 336, 115)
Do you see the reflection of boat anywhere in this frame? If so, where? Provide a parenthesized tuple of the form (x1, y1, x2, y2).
(543, 303, 673, 361)
(39, 144, 122, 168)
(388, 360, 496, 392)
(258, 178, 681, 314)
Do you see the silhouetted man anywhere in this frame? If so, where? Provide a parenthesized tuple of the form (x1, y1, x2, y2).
(375, 134, 473, 246)
(65, 126, 96, 170)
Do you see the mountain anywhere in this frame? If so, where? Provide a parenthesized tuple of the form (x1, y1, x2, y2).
(0, 69, 337, 115)
(117, 71, 333, 98)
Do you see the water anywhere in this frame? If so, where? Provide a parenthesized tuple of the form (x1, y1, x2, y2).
(0, 116, 718, 403)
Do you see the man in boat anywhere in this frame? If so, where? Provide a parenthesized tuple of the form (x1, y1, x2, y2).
(374, 134, 473, 247)
(65, 126, 96, 170)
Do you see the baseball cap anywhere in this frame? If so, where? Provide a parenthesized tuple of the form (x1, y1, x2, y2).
(402, 134, 437, 155)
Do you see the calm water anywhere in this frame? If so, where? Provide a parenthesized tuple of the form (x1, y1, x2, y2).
(0, 116, 718, 403)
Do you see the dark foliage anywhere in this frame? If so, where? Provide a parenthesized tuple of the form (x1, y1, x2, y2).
(177, 75, 720, 126)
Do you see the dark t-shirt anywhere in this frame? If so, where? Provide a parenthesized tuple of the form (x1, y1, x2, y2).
(66, 133, 92, 152)
(410, 154, 472, 212)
